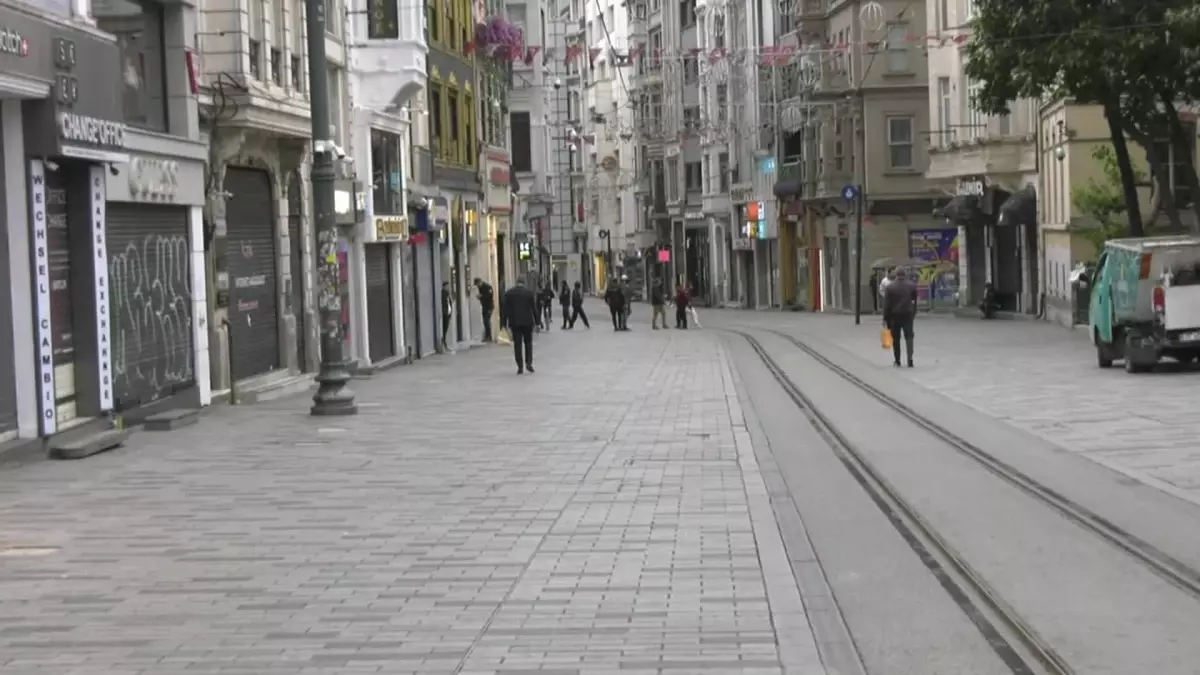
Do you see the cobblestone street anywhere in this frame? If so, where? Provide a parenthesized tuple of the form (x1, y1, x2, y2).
(0, 318, 821, 675)
(706, 308, 1200, 506)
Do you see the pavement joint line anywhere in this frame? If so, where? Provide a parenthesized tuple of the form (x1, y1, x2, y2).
(717, 338, 827, 675)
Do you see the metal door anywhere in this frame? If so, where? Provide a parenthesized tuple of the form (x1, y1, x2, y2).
(413, 238, 436, 356)
(365, 243, 395, 362)
(400, 242, 416, 358)
(224, 167, 280, 380)
(106, 204, 194, 411)
(287, 172, 306, 372)
(0, 137, 14, 432)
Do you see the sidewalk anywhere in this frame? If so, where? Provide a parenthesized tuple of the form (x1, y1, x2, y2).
(704, 308, 1200, 506)
(0, 320, 822, 675)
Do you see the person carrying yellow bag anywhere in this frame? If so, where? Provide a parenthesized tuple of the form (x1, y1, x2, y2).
(880, 324, 892, 350)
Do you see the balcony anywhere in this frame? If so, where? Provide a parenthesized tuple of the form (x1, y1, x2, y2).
(349, 0, 429, 112)
(925, 127, 1037, 182)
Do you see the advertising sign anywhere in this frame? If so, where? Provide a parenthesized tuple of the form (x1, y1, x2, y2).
(907, 228, 960, 304)
(30, 160, 56, 435)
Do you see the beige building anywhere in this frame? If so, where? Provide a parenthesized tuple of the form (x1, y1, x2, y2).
(775, 0, 942, 312)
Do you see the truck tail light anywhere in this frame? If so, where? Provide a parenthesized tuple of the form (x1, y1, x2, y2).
(1153, 285, 1165, 313)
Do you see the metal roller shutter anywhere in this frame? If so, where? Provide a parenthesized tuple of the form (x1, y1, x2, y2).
(106, 204, 194, 411)
(399, 243, 416, 358)
(365, 244, 394, 362)
(413, 238, 436, 356)
(224, 167, 280, 380)
(287, 172, 306, 372)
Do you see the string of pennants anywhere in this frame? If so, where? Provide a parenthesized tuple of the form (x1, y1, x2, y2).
(473, 34, 971, 67)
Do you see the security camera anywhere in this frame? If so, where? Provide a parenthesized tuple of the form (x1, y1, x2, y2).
(554, 78, 563, 90)
(335, 145, 347, 160)
(108, 164, 120, 176)
(1054, 146, 1066, 162)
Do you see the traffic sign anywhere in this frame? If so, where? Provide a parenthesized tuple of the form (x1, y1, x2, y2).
(841, 184, 859, 203)
(597, 229, 609, 239)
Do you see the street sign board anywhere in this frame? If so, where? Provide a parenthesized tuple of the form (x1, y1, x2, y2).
(841, 184, 858, 203)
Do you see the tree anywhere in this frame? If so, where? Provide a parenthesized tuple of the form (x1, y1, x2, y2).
(962, 0, 1200, 237)
(1070, 146, 1150, 254)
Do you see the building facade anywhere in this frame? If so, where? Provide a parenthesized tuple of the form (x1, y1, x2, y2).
(198, 0, 351, 398)
(345, 0, 426, 368)
(0, 0, 210, 447)
(925, 0, 1038, 316)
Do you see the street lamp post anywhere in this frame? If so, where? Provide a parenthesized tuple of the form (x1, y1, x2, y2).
(305, 0, 357, 416)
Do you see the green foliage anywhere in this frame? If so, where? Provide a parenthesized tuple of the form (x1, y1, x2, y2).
(1069, 145, 1143, 253)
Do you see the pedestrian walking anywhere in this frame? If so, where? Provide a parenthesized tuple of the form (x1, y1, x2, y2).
(619, 275, 633, 331)
(501, 277, 538, 374)
(441, 281, 453, 350)
(473, 277, 495, 342)
(605, 280, 627, 331)
(869, 270, 880, 313)
(569, 281, 590, 328)
(559, 281, 572, 329)
(539, 281, 555, 332)
(650, 281, 667, 329)
(687, 283, 702, 328)
(882, 268, 918, 368)
(674, 283, 690, 329)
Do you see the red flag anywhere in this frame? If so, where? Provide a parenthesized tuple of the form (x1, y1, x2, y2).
(565, 44, 582, 64)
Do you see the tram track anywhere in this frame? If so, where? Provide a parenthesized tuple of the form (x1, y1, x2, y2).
(721, 326, 1200, 675)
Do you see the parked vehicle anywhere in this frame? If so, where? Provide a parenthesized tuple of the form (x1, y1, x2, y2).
(1089, 236, 1200, 372)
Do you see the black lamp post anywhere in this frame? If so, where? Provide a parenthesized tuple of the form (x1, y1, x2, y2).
(305, 0, 356, 416)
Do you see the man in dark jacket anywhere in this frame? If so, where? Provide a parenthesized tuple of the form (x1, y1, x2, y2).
(473, 277, 494, 342)
(604, 280, 626, 331)
(538, 282, 555, 331)
(882, 268, 918, 368)
(569, 281, 590, 328)
(650, 281, 667, 329)
(440, 281, 453, 350)
(501, 277, 538, 374)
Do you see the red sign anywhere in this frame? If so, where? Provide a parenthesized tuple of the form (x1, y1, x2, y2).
(658, 250, 670, 263)
(490, 166, 509, 186)
(410, 232, 427, 244)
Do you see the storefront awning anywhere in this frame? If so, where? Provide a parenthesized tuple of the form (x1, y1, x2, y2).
(942, 194, 981, 225)
(998, 185, 1037, 227)
(773, 178, 803, 199)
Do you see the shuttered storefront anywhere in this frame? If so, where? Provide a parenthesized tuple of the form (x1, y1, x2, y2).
(399, 243, 417, 359)
(287, 172, 306, 372)
(224, 167, 280, 380)
(107, 204, 194, 411)
(365, 244, 394, 362)
(412, 237, 436, 357)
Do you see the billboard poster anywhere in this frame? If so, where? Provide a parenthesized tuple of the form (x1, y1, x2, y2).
(908, 229, 960, 303)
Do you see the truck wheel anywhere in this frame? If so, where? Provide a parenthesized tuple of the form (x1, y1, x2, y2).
(1125, 357, 1151, 373)
(1096, 333, 1113, 368)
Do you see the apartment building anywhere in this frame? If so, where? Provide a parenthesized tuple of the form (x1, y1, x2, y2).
(627, 0, 668, 297)
(696, 0, 734, 306)
(198, 0, 352, 399)
(774, 0, 937, 313)
(582, 0, 636, 292)
(925, 0, 1038, 315)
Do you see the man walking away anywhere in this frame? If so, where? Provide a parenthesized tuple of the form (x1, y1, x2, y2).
(650, 281, 667, 329)
(883, 268, 918, 368)
(619, 275, 632, 331)
(559, 281, 572, 329)
(441, 281, 454, 350)
(501, 277, 538, 374)
(474, 277, 494, 342)
(539, 282, 555, 331)
(570, 281, 590, 328)
(605, 281, 626, 331)
(674, 283, 690, 329)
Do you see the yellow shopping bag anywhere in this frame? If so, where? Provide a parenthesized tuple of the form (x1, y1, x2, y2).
(880, 327, 893, 350)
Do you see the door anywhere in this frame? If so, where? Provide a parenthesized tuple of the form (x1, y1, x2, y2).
(224, 167, 280, 380)
(107, 204, 194, 411)
(46, 166, 77, 424)
(413, 237, 436, 356)
(400, 242, 416, 358)
(287, 172, 306, 372)
(365, 243, 395, 363)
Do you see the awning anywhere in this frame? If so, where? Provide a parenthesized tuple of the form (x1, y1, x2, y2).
(942, 194, 981, 225)
(998, 185, 1037, 226)
(773, 178, 803, 199)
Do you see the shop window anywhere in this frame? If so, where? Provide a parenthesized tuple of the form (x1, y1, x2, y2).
(371, 130, 405, 215)
(95, 0, 168, 132)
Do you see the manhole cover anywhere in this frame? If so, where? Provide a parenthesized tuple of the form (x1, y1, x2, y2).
(0, 546, 60, 557)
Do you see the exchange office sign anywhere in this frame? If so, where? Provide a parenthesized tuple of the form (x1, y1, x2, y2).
(12, 4, 124, 161)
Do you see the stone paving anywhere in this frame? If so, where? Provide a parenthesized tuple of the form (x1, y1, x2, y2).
(704, 308, 1200, 505)
(0, 315, 823, 675)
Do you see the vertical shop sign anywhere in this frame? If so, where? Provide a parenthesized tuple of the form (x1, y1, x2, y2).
(90, 166, 113, 410)
(29, 160, 56, 435)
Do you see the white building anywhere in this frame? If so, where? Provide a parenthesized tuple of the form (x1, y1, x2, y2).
(345, 0, 427, 370)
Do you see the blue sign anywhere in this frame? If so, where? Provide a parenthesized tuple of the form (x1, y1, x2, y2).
(760, 157, 776, 175)
(841, 184, 859, 202)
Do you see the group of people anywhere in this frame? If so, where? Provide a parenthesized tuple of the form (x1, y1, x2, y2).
(877, 267, 919, 367)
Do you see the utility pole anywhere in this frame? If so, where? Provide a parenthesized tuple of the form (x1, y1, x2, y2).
(306, 0, 357, 416)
